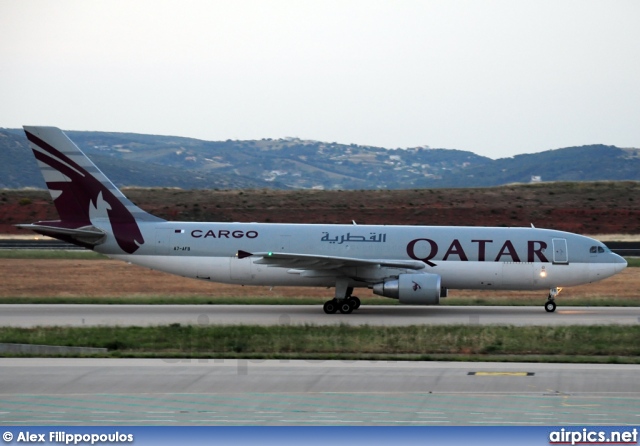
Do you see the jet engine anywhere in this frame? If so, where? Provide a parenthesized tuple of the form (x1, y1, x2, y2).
(373, 273, 442, 305)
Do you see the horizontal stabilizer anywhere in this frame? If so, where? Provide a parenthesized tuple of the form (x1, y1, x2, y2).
(16, 224, 107, 246)
(22, 126, 163, 254)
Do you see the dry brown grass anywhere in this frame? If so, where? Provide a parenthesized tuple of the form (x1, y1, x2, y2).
(0, 259, 329, 299)
(1, 258, 637, 305)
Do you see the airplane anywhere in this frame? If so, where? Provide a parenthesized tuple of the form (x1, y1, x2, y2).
(17, 126, 627, 314)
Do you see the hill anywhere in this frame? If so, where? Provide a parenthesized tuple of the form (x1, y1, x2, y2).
(2, 128, 639, 189)
(0, 129, 282, 190)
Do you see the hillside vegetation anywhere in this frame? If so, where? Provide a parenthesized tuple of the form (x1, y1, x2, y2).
(2, 128, 640, 190)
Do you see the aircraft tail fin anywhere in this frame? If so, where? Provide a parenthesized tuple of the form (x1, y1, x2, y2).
(22, 126, 164, 253)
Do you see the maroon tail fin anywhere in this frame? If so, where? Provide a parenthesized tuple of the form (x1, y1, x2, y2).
(23, 126, 164, 253)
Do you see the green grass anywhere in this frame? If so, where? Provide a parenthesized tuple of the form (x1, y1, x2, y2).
(626, 257, 640, 267)
(0, 249, 106, 259)
(1, 324, 639, 363)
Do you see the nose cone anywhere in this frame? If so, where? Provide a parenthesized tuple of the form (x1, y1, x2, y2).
(613, 253, 627, 273)
(589, 254, 627, 282)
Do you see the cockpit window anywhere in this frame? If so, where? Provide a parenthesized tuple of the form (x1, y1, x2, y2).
(598, 246, 605, 253)
(590, 246, 597, 253)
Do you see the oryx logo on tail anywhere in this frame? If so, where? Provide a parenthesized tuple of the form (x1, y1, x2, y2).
(23, 127, 155, 253)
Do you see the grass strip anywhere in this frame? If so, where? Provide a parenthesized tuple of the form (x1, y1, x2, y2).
(625, 257, 640, 267)
(0, 249, 105, 259)
(1, 324, 639, 363)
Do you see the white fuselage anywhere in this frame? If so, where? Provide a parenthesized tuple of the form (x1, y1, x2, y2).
(104, 221, 627, 291)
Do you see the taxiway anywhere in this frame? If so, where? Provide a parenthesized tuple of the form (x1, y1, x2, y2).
(1, 304, 639, 327)
(1, 358, 638, 425)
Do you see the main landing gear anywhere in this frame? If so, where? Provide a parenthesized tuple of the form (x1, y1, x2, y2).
(545, 287, 563, 313)
(323, 283, 361, 314)
(323, 295, 361, 314)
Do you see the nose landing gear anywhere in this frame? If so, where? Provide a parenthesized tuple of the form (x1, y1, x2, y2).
(544, 299, 556, 313)
(545, 287, 563, 313)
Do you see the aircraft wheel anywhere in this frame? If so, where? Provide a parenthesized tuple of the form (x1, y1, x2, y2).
(348, 296, 361, 310)
(323, 300, 338, 314)
(339, 301, 354, 314)
(544, 300, 556, 313)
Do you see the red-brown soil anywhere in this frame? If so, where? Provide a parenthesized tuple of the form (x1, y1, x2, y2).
(2, 182, 640, 235)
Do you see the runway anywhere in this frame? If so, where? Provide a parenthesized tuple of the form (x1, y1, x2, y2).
(0, 358, 638, 425)
(1, 304, 640, 327)
(3, 306, 638, 426)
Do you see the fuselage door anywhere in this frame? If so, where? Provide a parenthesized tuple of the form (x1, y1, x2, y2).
(155, 228, 172, 255)
(552, 238, 568, 264)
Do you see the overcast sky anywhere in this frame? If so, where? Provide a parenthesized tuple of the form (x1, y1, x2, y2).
(1, 0, 639, 159)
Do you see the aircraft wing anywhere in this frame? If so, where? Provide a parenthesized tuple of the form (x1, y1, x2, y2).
(238, 250, 427, 270)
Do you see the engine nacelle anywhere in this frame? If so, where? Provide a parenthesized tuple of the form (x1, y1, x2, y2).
(372, 273, 442, 305)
